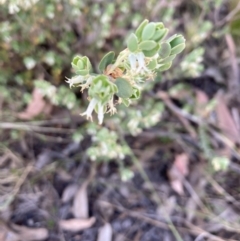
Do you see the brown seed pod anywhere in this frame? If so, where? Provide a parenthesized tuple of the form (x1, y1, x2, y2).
(104, 64, 123, 79)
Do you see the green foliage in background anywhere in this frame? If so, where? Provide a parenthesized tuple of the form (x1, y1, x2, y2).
(0, 0, 234, 176)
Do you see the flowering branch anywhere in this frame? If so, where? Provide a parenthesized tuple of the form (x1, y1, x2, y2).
(66, 19, 185, 124)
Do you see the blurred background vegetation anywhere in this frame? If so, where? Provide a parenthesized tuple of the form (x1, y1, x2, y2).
(0, 0, 240, 241)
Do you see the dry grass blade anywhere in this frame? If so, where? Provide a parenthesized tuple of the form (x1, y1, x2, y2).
(59, 217, 96, 232)
(0, 122, 74, 134)
(215, 92, 239, 143)
(195, 89, 209, 118)
(97, 223, 112, 241)
(99, 201, 236, 241)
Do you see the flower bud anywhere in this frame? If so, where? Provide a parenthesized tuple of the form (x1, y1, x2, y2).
(89, 75, 117, 104)
(71, 56, 92, 76)
(130, 86, 141, 100)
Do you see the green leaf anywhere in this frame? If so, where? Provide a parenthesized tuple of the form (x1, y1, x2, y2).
(89, 75, 117, 103)
(139, 40, 157, 51)
(135, 19, 149, 39)
(158, 54, 176, 64)
(71, 56, 92, 75)
(158, 42, 171, 59)
(166, 34, 177, 43)
(142, 23, 156, 41)
(72, 55, 81, 66)
(169, 35, 185, 48)
(130, 87, 141, 100)
(76, 69, 89, 76)
(231, 19, 240, 36)
(98, 51, 115, 72)
(77, 59, 84, 69)
(142, 43, 160, 57)
(127, 33, 138, 52)
(147, 59, 157, 70)
(158, 62, 172, 72)
(170, 43, 185, 55)
(115, 77, 133, 99)
(151, 29, 168, 42)
(85, 57, 92, 71)
(122, 98, 131, 107)
(155, 22, 165, 29)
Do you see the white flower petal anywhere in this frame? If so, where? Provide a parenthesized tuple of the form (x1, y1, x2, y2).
(65, 75, 85, 88)
(136, 52, 149, 72)
(81, 98, 98, 121)
(128, 53, 137, 71)
(97, 103, 104, 125)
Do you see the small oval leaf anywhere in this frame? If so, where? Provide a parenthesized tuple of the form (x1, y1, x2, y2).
(167, 34, 177, 43)
(142, 22, 156, 41)
(170, 43, 185, 55)
(115, 77, 133, 99)
(139, 40, 157, 51)
(142, 44, 160, 57)
(135, 19, 149, 39)
(147, 59, 157, 70)
(77, 59, 84, 69)
(158, 42, 171, 59)
(169, 35, 185, 48)
(158, 62, 172, 72)
(158, 54, 176, 64)
(122, 98, 130, 106)
(155, 22, 165, 29)
(127, 33, 138, 52)
(98, 51, 115, 72)
(152, 29, 168, 42)
(72, 56, 81, 65)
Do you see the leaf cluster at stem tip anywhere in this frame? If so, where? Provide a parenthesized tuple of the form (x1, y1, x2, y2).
(66, 19, 186, 124)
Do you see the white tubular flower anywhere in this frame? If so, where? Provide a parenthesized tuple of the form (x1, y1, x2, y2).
(81, 98, 98, 121)
(136, 52, 149, 73)
(65, 75, 85, 88)
(128, 53, 137, 71)
(79, 76, 93, 92)
(128, 52, 149, 73)
(97, 102, 104, 125)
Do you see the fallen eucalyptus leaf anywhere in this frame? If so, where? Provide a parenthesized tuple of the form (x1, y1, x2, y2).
(59, 217, 96, 232)
(97, 223, 112, 241)
(11, 224, 48, 241)
(72, 182, 89, 218)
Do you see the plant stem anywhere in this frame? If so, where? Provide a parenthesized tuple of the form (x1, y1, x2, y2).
(108, 49, 129, 74)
